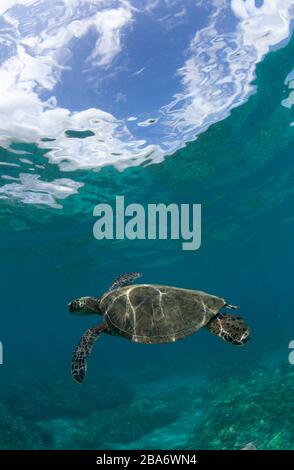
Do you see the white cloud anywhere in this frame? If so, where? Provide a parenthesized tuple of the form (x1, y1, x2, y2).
(1, 0, 294, 208)
(162, 0, 294, 142)
(0, 0, 157, 206)
(1, 4, 134, 94)
(0, 0, 38, 16)
(133, 66, 146, 75)
(137, 118, 158, 127)
(232, 0, 293, 54)
(88, 7, 133, 66)
(0, 173, 83, 208)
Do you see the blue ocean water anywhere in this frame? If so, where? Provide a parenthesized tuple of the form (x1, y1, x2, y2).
(1, 0, 294, 450)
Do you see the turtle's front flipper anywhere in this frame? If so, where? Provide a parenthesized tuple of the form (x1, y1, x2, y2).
(71, 323, 108, 383)
(206, 313, 250, 345)
(108, 272, 142, 291)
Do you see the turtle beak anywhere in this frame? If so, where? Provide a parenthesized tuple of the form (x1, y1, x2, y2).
(68, 301, 75, 313)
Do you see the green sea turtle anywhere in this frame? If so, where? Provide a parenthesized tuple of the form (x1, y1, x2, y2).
(69, 272, 250, 383)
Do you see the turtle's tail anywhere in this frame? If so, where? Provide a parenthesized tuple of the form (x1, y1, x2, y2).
(224, 303, 239, 310)
(206, 313, 250, 346)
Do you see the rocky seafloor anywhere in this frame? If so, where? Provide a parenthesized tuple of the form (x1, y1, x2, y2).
(1, 364, 294, 450)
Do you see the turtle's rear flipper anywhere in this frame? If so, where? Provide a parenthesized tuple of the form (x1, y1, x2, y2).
(71, 323, 108, 383)
(206, 313, 250, 345)
(108, 272, 142, 291)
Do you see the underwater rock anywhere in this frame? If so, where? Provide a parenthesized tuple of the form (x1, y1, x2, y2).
(1, 369, 202, 449)
(0, 403, 50, 450)
(0, 374, 133, 421)
(51, 381, 199, 450)
(61, 399, 181, 449)
(187, 364, 294, 450)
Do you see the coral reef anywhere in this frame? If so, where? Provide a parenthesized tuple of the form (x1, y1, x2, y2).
(0, 404, 50, 450)
(2, 364, 294, 450)
(187, 365, 294, 450)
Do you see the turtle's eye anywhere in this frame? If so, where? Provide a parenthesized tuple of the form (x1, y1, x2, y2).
(69, 297, 96, 316)
(69, 299, 85, 313)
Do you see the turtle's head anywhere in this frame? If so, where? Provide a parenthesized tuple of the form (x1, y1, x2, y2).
(68, 296, 101, 316)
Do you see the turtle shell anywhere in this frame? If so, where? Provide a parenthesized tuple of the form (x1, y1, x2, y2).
(100, 284, 226, 344)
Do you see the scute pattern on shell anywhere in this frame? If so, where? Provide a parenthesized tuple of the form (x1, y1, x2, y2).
(100, 284, 226, 344)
